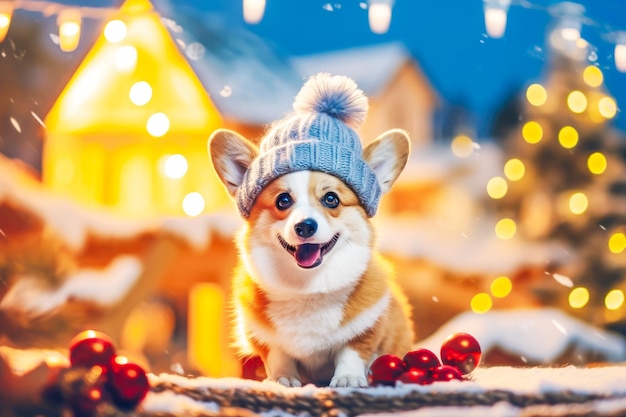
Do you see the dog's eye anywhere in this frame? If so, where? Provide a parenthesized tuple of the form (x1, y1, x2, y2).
(276, 193, 294, 210)
(322, 192, 340, 209)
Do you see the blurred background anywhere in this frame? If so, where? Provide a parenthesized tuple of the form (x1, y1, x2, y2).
(1, 0, 625, 377)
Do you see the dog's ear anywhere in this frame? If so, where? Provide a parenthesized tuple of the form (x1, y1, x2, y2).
(363, 129, 410, 194)
(209, 129, 259, 197)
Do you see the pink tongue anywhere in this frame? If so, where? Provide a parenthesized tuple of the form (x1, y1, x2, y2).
(295, 244, 322, 268)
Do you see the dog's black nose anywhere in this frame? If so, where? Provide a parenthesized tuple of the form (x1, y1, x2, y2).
(294, 218, 317, 238)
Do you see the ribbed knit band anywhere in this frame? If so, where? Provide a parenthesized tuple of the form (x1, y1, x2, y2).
(236, 139, 381, 218)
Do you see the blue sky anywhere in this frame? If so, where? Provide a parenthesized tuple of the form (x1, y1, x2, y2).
(171, 0, 626, 137)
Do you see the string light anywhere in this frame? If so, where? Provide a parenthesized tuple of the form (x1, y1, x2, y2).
(495, 218, 516, 240)
(129, 81, 153, 106)
(104, 19, 127, 43)
(162, 154, 188, 179)
(587, 152, 607, 175)
(146, 112, 170, 137)
(368, 0, 394, 35)
(486, 176, 508, 199)
(568, 192, 588, 215)
(483, 0, 511, 38)
(567, 90, 587, 114)
(608, 232, 626, 254)
(522, 121, 543, 144)
(526, 83, 547, 106)
(57, 8, 82, 52)
(569, 287, 589, 309)
(470, 293, 493, 314)
(614, 31, 626, 72)
(243, 0, 266, 24)
(183, 192, 205, 216)
(504, 158, 525, 181)
(598, 96, 617, 119)
(490, 276, 512, 298)
(558, 125, 578, 149)
(605, 289, 625, 311)
(0, 2, 13, 43)
(450, 134, 475, 158)
(582, 66, 603, 88)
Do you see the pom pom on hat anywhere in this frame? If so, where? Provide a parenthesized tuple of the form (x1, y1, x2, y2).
(293, 73, 369, 130)
(236, 73, 381, 218)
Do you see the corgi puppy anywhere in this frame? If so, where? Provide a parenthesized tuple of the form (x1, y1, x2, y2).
(209, 73, 414, 387)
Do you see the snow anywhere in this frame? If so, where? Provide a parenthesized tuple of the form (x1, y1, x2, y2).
(0, 256, 143, 315)
(417, 308, 626, 364)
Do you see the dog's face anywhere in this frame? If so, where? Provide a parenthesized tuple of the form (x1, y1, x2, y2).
(209, 128, 410, 295)
(241, 170, 373, 294)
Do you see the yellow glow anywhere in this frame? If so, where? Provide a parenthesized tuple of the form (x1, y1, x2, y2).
(608, 232, 626, 254)
(526, 83, 547, 106)
(183, 192, 205, 216)
(115, 45, 137, 72)
(569, 287, 590, 309)
(605, 290, 625, 311)
(504, 158, 525, 181)
(583, 65, 603, 87)
(42, 0, 228, 218)
(522, 121, 543, 144)
(558, 125, 579, 149)
(147, 112, 170, 137)
(568, 192, 588, 215)
(0, 3, 13, 43)
(470, 293, 493, 314)
(129, 81, 152, 106)
(495, 218, 516, 240)
(451, 134, 474, 158)
(567, 90, 588, 113)
(162, 154, 188, 179)
(104, 19, 127, 43)
(490, 276, 512, 298)
(587, 152, 607, 175)
(58, 9, 82, 52)
(487, 176, 508, 199)
(598, 97, 617, 119)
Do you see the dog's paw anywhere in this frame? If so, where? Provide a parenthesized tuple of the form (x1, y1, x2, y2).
(265, 376, 302, 387)
(329, 374, 368, 388)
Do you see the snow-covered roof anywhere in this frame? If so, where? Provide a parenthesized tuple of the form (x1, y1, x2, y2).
(154, 2, 426, 125)
(291, 42, 416, 96)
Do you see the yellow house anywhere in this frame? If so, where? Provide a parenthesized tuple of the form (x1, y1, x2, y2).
(43, 0, 229, 217)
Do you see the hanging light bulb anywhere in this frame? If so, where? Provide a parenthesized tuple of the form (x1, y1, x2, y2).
(57, 8, 82, 52)
(243, 0, 266, 24)
(483, 0, 510, 38)
(549, 2, 585, 42)
(368, 0, 394, 35)
(0, 2, 14, 43)
(614, 31, 626, 73)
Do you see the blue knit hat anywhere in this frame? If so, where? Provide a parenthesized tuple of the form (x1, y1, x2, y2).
(236, 73, 381, 218)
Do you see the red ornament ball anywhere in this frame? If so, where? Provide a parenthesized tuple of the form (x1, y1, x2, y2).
(107, 357, 150, 410)
(397, 368, 432, 385)
(430, 365, 464, 382)
(367, 354, 406, 386)
(69, 330, 116, 372)
(440, 332, 482, 375)
(402, 348, 441, 372)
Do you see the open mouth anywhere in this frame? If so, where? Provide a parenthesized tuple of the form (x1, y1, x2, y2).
(277, 234, 340, 269)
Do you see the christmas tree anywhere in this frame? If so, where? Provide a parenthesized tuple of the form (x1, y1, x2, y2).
(487, 32, 626, 323)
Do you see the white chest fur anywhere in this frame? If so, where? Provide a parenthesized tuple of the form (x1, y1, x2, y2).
(250, 289, 391, 361)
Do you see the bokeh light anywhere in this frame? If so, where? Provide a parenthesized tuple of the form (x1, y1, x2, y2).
(567, 90, 588, 113)
(129, 81, 152, 106)
(451, 134, 475, 158)
(605, 290, 625, 311)
(608, 232, 626, 254)
(490, 276, 512, 298)
(568, 192, 588, 215)
(558, 125, 579, 149)
(568, 287, 590, 309)
(486, 176, 508, 199)
(104, 19, 127, 43)
(587, 152, 607, 175)
(162, 154, 188, 179)
(582, 65, 603, 87)
(470, 293, 493, 314)
(526, 83, 547, 106)
(522, 121, 543, 144)
(183, 192, 205, 217)
(115, 45, 137, 72)
(146, 113, 170, 137)
(598, 96, 617, 119)
(495, 218, 516, 240)
(504, 158, 525, 181)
